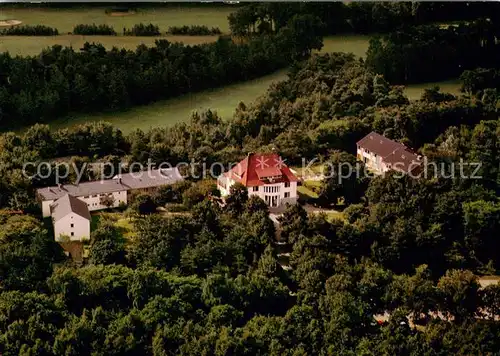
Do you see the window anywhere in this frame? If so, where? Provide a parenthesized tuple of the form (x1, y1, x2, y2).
(285, 192, 290, 198)
(285, 182, 290, 188)
(253, 186, 258, 192)
(70, 223, 74, 228)
(71, 232, 74, 237)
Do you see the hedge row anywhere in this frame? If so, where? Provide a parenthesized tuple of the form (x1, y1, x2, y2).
(167, 25, 221, 36)
(0, 25, 58, 36)
(0, 23, 222, 37)
(123, 23, 160, 36)
(73, 23, 116, 35)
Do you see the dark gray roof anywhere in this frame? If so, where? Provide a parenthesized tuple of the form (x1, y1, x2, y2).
(357, 131, 407, 158)
(357, 132, 422, 174)
(383, 148, 422, 174)
(51, 194, 91, 222)
(37, 168, 183, 201)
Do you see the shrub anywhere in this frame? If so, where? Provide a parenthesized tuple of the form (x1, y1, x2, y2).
(167, 25, 221, 36)
(0, 25, 59, 36)
(164, 203, 188, 212)
(73, 24, 117, 36)
(123, 23, 160, 36)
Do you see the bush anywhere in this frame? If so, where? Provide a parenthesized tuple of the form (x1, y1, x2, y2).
(164, 203, 188, 212)
(123, 23, 160, 36)
(167, 25, 221, 36)
(0, 25, 59, 36)
(73, 24, 117, 36)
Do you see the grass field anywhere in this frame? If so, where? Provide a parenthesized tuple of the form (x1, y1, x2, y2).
(45, 71, 462, 134)
(403, 79, 462, 100)
(48, 69, 289, 133)
(43, 34, 370, 133)
(320, 35, 370, 58)
(0, 5, 232, 56)
(0, 6, 234, 33)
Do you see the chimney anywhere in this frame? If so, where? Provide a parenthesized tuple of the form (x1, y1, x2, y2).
(247, 152, 253, 157)
(119, 177, 122, 184)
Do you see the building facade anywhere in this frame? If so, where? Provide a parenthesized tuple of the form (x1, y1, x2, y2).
(51, 194, 91, 242)
(217, 153, 298, 208)
(356, 132, 422, 175)
(37, 168, 184, 217)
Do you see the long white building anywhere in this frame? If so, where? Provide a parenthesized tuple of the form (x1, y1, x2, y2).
(36, 168, 184, 217)
(217, 153, 298, 208)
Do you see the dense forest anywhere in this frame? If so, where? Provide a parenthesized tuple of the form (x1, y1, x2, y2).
(1, 2, 500, 354)
(1, 47, 500, 353)
(227, 2, 500, 35)
(366, 20, 500, 84)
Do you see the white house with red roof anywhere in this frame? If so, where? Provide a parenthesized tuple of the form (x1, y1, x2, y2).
(217, 153, 298, 208)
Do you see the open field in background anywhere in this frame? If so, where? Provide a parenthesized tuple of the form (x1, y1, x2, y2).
(0, 5, 232, 55)
(0, 5, 460, 134)
(0, 6, 234, 33)
(47, 69, 289, 133)
(30, 35, 374, 133)
(403, 79, 462, 100)
(320, 35, 370, 58)
(42, 73, 463, 134)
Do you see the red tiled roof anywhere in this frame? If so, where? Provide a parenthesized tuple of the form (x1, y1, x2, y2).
(256, 166, 282, 179)
(226, 153, 298, 187)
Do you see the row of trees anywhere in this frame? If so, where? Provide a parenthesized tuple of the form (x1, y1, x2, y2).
(73, 23, 116, 35)
(0, 23, 220, 37)
(123, 23, 160, 36)
(167, 25, 222, 36)
(0, 24, 58, 36)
